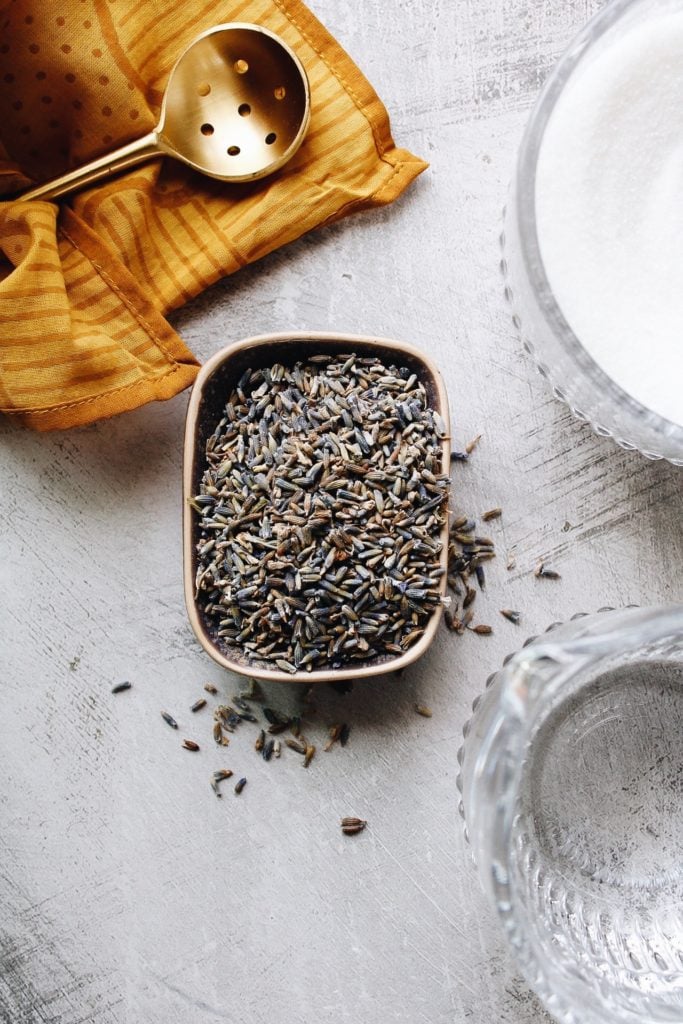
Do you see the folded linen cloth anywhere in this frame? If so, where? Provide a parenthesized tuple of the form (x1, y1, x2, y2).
(0, 0, 426, 430)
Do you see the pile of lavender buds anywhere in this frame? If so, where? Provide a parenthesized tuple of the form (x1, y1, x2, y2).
(190, 353, 450, 673)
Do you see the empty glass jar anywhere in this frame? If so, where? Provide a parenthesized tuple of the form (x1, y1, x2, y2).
(458, 606, 683, 1024)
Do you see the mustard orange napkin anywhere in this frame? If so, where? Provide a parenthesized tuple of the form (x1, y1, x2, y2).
(0, 0, 426, 431)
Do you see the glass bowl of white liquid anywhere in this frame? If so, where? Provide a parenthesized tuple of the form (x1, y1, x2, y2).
(502, 0, 683, 465)
(458, 606, 683, 1024)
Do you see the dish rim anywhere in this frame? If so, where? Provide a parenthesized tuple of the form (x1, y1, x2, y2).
(183, 330, 451, 683)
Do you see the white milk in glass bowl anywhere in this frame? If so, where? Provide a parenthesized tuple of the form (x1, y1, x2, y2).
(503, 0, 683, 464)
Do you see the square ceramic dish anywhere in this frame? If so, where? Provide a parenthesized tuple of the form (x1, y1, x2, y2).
(183, 331, 451, 683)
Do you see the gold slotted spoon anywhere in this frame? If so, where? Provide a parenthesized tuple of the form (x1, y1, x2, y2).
(19, 23, 310, 202)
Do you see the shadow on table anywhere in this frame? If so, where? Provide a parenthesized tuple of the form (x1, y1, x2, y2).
(0, 387, 190, 515)
(247, 634, 451, 737)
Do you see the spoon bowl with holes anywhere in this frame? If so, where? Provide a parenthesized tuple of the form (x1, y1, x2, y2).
(19, 23, 310, 203)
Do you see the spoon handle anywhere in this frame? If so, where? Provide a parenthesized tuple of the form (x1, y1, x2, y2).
(18, 131, 163, 203)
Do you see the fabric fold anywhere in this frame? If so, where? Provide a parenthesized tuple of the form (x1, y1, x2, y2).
(0, 201, 199, 430)
(0, 0, 427, 431)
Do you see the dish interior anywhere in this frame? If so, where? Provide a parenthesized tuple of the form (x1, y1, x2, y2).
(185, 335, 448, 679)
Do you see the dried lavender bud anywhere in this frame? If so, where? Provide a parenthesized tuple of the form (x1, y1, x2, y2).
(341, 817, 367, 835)
(191, 355, 449, 673)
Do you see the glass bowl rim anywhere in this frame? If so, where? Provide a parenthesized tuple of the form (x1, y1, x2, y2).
(513, 0, 683, 448)
(457, 603, 683, 1024)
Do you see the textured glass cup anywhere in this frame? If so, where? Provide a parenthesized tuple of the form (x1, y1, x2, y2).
(502, 0, 683, 465)
(458, 607, 683, 1024)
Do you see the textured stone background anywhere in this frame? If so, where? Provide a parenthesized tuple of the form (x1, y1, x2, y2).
(2, 1, 682, 1021)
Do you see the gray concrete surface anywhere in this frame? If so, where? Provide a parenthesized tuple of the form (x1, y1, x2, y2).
(1, 1, 682, 1022)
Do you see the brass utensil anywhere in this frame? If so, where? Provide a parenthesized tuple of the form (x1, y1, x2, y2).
(19, 23, 310, 203)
